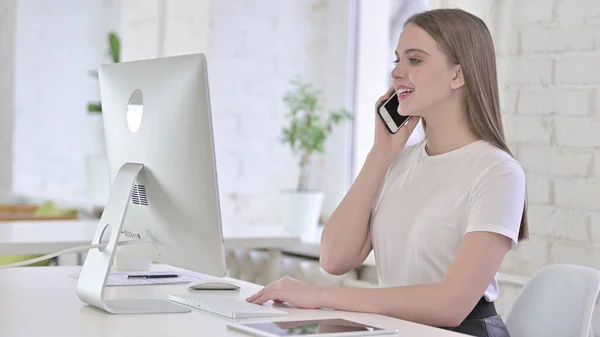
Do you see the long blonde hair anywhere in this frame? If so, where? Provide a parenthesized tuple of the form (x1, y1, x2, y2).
(405, 8, 529, 241)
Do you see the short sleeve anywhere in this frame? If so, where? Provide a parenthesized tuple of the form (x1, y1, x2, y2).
(465, 159, 526, 248)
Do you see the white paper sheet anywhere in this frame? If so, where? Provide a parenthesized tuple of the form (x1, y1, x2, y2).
(70, 270, 205, 286)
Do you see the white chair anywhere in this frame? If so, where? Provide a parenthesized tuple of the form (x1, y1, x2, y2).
(505, 264, 600, 337)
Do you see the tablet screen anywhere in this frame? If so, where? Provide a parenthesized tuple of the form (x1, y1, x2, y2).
(236, 318, 388, 336)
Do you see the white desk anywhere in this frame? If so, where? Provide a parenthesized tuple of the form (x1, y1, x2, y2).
(0, 219, 301, 282)
(0, 265, 464, 337)
(0, 219, 301, 254)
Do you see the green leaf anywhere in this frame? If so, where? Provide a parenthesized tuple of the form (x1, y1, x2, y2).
(109, 31, 120, 63)
(34, 201, 78, 217)
(308, 127, 326, 153)
(87, 102, 102, 113)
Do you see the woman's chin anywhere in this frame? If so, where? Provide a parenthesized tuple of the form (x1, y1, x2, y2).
(398, 103, 422, 117)
(397, 107, 410, 117)
(397, 103, 412, 116)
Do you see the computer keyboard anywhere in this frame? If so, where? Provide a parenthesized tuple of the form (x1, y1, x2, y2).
(168, 294, 288, 319)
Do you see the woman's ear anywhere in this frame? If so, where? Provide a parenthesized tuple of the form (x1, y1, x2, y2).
(450, 65, 465, 90)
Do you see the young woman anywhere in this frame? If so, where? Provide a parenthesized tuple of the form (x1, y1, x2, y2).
(246, 8, 527, 337)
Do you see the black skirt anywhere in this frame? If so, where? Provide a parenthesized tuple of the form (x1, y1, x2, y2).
(442, 297, 511, 337)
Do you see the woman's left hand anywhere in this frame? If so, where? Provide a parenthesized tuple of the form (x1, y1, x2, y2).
(245, 276, 324, 309)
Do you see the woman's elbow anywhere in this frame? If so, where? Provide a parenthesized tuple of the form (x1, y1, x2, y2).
(319, 254, 350, 275)
(438, 297, 473, 328)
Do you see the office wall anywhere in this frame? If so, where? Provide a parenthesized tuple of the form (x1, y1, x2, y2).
(121, 0, 353, 227)
(498, 1, 600, 327)
(497, 0, 600, 276)
(8, 0, 351, 226)
(120, 0, 211, 61)
(209, 0, 353, 226)
(11, 0, 120, 204)
(0, 1, 16, 201)
(429, 0, 600, 329)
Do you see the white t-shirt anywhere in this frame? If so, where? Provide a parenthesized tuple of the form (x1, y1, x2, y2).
(370, 138, 526, 302)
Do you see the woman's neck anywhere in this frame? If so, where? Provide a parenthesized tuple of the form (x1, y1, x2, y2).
(422, 101, 479, 156)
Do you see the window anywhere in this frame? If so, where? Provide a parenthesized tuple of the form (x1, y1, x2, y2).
(350, 0, 428, 181)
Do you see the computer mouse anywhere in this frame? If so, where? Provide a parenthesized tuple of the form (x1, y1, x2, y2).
(188, 278, 241, 290)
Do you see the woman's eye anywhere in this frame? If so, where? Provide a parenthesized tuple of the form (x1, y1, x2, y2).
(393, 59, 399, 64)
(409, 57, 421, 65)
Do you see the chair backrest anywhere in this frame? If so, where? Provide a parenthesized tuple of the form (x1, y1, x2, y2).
(505, 264, 600, 337)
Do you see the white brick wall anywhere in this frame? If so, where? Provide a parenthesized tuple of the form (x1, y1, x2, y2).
(436, 0, 600, 330)
(502, 235, 552, 276)
(528, 205, 590, 241)
(520, 26, 596, 54)
(499, 88, 518, 115)
(6, 0, 350, 224)
(518, 147, 591, 177)
(555, 181, 600, 210)
(0, 1, 16, 200)
(120, 0, 161, 61)
(555, 0, 600, 26)
(502, 115, 553, 145)
(121, 0, 353, 227)
(555, 117, 600, 147)
(556, 55, 600, 85)
(509, 0, 554, 26)
(504, 57, 553, 87)
(525, 174, 553, 204)
(495, 0, 600, 270)
(11, 0, 120, 204)
(518, 89, 592, 116)
(209, 0, 352, 226)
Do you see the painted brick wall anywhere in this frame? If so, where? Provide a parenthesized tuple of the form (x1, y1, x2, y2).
(7, 0, 351, 224)
(11, 0, 120, 204)
(430, 0, 600, 330)
(493, 0, 600, 283)
(121, 0, 353, 227)
(0, 0, 16, 201)
(208, 0, 319, 227)
(499, 1, 600, 329)
(209, 0, 352, 227)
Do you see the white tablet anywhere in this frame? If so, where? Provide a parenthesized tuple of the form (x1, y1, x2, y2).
(226, 318, 399, 337)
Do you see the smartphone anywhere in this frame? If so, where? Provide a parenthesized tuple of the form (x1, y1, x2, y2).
(377, 92, 410, 134)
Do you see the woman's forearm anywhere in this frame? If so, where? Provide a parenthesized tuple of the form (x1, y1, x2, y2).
(318, 283, 465, 328)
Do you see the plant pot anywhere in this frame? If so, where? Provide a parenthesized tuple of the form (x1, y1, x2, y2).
(280, 189, 324, 241)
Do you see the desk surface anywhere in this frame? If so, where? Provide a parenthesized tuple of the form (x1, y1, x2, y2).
(0, 219, 301, 254)
(0, 265, 464, 337)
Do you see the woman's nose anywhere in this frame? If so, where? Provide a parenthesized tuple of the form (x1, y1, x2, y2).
(391, 62, 407, 79)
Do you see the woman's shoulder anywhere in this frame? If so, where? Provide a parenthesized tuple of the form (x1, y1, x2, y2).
(475, 141, 523, 169)
(470, 141, 525, 188)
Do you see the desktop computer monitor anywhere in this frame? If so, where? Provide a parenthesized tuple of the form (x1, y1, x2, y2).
(76, 53, 227, 314)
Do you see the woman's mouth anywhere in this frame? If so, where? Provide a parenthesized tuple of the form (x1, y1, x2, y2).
(397, 87, 414, 100)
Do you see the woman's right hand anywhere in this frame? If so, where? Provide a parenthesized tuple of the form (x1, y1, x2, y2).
(372, 87, 420, 160)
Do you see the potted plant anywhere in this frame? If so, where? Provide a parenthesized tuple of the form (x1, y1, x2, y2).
(279, 77, 352, 239)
